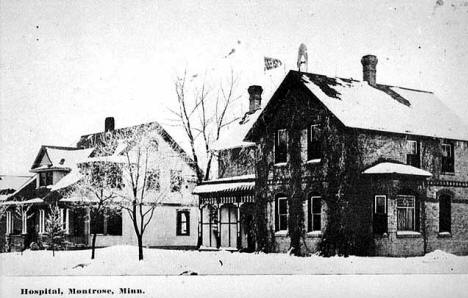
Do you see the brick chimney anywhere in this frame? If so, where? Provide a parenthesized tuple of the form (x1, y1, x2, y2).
(104, 117, 115, 132)
(361, 55, 378, 86)
(248, 85, 263, 113)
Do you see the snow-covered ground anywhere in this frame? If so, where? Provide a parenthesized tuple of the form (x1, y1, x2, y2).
(1, 245, 468, 276)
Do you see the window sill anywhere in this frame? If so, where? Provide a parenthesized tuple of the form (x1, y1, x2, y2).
(274, 230, 288, 237)
(374, 232, 389, 238)
(441, 172, 455, 176)
(306, 231, 322, 238)
(274, 162, 288, 167)
(306, 159, 321, 164)
(396, 231, 421, 238)
(438, 232, 452, 238)
(176, 234, 190, 237)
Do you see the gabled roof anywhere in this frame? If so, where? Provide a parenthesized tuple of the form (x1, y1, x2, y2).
(31, 145, 94, 171)
(246, 71, 468, 142)
(77, 121, 199, 174)
(0, 175, 32, 192)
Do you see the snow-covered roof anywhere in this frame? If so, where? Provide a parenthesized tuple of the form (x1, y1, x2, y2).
(31, 146, 94, 172)
(50, 170, 83, 192)
(362, 162, 432, 177)
(211, 110, 262, 151)
(300, 72, 468, 141)
(193, 174, 255, 194)
(0, 175, 32, 191)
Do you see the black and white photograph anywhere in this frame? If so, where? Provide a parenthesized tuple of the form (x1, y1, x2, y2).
(1, 0, 468, 297)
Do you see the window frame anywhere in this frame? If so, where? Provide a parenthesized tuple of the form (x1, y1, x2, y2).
(146, 169, 161, 191)
(373, 195, 388, 234)
(38, 209, 45, 234)
(396, 195, 416, 231)
(308, 195, 322, 232)
(439, 194, 452, 234)
(307, 124, 321, 161)
(406, 140, 420, 168)
(276, 196, 289, 231)
(274, 129, 288, 164)
(39, 171, 53, 187)
(441, 142, 455, 173)
(170, 169, 183, 192)
(176, 210, 190, 236)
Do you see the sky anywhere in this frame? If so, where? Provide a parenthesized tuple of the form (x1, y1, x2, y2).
(1, 0, 467, 175)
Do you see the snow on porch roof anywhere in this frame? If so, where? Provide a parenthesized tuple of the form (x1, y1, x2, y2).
(193, 174, 255, 195)
(362, 162, 432, 177)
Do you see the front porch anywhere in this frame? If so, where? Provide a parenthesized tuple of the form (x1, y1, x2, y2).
(193, 175, 256, 251)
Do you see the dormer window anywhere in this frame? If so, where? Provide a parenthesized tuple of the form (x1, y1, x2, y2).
(441, 142, 454, 173)
(406, 140, 420, 168)
(274, 129, 288, 164)
(39, 172, 53, 186)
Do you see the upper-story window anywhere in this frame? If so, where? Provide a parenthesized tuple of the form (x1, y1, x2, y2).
(274, 129, 288, 164)
(146, 169, 160, 191)
(170, 170, 183, 192)
(39, 171, 53, 186)
(441, 142, 454, 173)
(307, 125, 321, 161)
(406, 140, 420, 168)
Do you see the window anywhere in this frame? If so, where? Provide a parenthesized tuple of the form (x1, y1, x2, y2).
(308, 196, 321, 232)
(307, 125, 321, 161)
(441, 142, 454, 173)
(439, 194, 451, 233)
(107, 210, 122, 236)
(38, 209, 45, 234)
(6, 211, 13, 234)
(176, 210, 190, 236)
(59, 208, 69, 234)
(373, 195, 387, 234)
(146, 169, 160, 191)
(170, 170, 183, 192)
(406, 140, 420, 168)
(90, 209, 122, 235)
(274, 129, 288, 164)
(397, 195, 416, 231)
(276, 196, 288, 231)
(90, 210, 105, 235)
(39, 171, 53, 186)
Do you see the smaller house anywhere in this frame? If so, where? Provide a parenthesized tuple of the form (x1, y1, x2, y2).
(2, 118, 200, 251)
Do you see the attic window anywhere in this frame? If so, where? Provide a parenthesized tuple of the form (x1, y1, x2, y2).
(59, 158, 66, 165)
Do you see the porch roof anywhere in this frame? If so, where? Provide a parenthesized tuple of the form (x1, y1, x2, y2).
(193, 174, 255, 195)
(0, 198, 44, 205)
(362, 162, 432, 177)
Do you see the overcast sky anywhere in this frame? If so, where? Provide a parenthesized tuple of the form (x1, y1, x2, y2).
(1, 0, 467, 175)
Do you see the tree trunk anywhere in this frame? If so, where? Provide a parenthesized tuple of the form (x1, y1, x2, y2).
(137, 235, 143, 260)
(91, 232, 97, 259)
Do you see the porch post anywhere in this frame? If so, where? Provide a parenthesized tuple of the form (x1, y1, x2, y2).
(198, 205, 203, 248)
(237, 200, 241, 250)
(217, 201, 221, 248)
(85, 207, 91, 245)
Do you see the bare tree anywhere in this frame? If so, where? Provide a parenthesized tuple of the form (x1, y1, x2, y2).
(171, 69, 241, 182)
(73, 124, 174, 260)
(64, 160, 122, 259)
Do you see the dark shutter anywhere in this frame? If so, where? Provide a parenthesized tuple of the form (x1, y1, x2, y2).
(176, 211, 181, 235)
(275, 197, 279, 232)
(185, 211, 190, 236)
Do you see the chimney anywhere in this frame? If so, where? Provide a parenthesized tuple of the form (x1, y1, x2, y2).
(104, 117, 115, 132)
(248, 85, 263, 113)
(361, 55, 378, 86)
